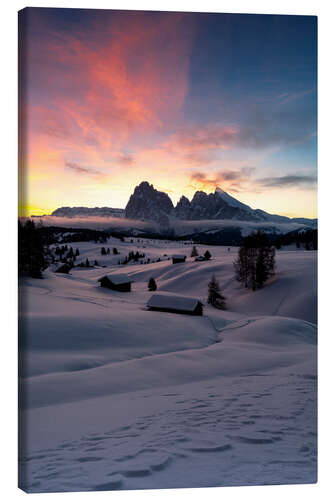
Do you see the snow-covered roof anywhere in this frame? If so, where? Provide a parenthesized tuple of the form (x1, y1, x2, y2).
(147, 293, 202, 312)
(98, 273, 132, 285)
(171, 254, 187, 259)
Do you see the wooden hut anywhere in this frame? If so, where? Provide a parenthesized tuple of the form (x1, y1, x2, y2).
(97, 273, 132, 292)
(147, 293, 203, 316)
(171, 254, 187, 264)
(55, 263, 71, 274)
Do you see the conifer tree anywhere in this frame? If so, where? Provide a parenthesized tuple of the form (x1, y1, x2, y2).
(204, 250, 212, 260)
(207, 275, 226, 309)
(191, 245, 199, 257)
(18, 219, 46, 278)
(148, 277, 157, 291)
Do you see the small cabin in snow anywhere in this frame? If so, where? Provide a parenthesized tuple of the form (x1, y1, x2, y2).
(172, 254, 187, 264)
(147, 293, 203, 316)
(55, 263, 71, 274)
(98, 273, 132, 292)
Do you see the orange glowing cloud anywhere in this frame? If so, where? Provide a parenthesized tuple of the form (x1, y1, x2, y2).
(20, 12, 199, 215)
(35, 13, 196, 149)
(19, 9, 316, 219)
(187, 168, 256, 193)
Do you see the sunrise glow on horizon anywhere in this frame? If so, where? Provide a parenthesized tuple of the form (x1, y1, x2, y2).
(18, 8, 317, 219)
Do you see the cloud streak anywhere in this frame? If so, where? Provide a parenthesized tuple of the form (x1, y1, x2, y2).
(258, 174, 317, 188)
(163, 125, 238, 164)
(65, 161, 106, 179)
(188, 167, 255, 192)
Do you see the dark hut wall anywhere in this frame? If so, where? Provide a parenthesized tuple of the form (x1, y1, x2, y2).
(148, 303, 203, 316)
(99, 277, 131, 292)
(172, 257, 186, 264)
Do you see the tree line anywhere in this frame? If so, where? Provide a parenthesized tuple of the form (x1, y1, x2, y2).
(273, 228, 317, 250)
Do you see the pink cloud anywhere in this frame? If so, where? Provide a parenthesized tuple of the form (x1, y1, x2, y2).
(27, 13, 196, 152)
(156, 124, 238, 165)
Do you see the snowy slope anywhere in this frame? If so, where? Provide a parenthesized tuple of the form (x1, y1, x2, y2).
(18, 239, 317, 492)
(215, 186, 253, 211)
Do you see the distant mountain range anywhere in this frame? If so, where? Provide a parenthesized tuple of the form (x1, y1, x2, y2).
(51, 206, 125, 218)
(51, 181, 316, 228)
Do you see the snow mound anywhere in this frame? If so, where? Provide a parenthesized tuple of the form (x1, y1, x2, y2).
(222, 316, 317, 346)
(215, 186, 252, 211)
(20, 315, 316, 409)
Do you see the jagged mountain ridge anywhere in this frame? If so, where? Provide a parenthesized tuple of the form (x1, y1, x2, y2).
(124, 181, 173, 226)
(50, 181, 316, 228)
(124, 181, 257, 223)
(124, 181, 316, 226)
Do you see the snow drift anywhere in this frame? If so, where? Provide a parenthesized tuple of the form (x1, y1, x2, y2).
(18, 239, 317, 492)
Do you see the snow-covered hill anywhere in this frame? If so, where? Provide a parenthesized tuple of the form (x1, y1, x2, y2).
(18, 239, 317, 492)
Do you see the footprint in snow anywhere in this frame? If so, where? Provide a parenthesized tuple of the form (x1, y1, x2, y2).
(94, 474, 123, 491)
(227, 434, 281, 445)
(187, 444, 232, 453)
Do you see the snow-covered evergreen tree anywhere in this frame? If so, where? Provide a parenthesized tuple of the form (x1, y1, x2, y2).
(207, 275, 226, 309)
(148, 277, 157, 291)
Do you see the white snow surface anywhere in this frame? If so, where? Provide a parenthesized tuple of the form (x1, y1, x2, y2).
(18, 239, 317, 492)
(215, 187, 253, 211)
(147, 293, 202, 311)
(98, 273, 132, 285)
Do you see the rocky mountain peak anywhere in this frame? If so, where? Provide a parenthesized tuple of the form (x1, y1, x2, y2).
(125, 181, 174, 225)
(175, 195, 191, 219)
(123, 181, 314, 226)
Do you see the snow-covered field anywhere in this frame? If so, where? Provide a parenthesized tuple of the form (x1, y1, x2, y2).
(18, 239, 317, 492)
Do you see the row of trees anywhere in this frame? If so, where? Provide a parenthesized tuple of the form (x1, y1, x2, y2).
(118, 250, 146, 265)
(101, 247, 120, 255)
(54, 245, 80, 259)
(191, 246, 212, 260)
(274, 228, 317, 251)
